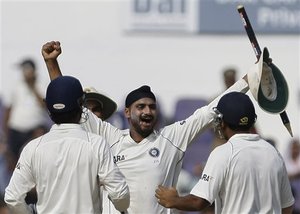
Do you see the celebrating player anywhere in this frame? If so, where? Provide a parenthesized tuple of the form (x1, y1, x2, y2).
(155, 92, 294, 213)
(42, 40, 254, 213)
(5, 76, 130, 214)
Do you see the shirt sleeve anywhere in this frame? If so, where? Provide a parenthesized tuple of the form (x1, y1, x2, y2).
(97, 139, 130, 212)
(4, 143, 36, 214)
(82, 110, 125, 147)
(280, 162, 295, 208)
(161, 78, 249, 151)
(190, 145, 230, 204)
(207, 78, 249, 110)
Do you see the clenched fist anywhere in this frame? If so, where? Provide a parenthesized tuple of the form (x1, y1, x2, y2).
(41, 41, 62, 60)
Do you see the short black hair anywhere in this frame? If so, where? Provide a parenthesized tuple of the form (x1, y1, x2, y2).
(20, 59, 36, 70)
(225, 122, 252, 132)
(49, 107, 82, 124)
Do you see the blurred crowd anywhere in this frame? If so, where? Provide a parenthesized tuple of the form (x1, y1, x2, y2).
(0, 58, 299, 214)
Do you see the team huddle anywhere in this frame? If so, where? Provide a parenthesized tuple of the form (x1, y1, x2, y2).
(4, 41, 295, 213)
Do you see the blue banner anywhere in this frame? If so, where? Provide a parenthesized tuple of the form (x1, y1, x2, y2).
(199, 0, 300, 34)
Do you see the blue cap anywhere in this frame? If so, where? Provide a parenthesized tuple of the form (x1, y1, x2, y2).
(216, 92, 256, 128)
(46, 76, 83, 113)
(125, 85, 156, 107)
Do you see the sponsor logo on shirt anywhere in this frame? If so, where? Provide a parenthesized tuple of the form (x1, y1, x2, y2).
(200, 173, 212, 182)
(113, 155, 125, 163)
(149, 147, 160, 157)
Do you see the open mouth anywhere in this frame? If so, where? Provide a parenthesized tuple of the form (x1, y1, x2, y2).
(140, 116, 153, 126)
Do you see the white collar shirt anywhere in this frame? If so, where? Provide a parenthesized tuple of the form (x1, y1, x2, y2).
(5, 123, 129, 214)
(191, 134, 295, 214)
(82, 79, 249, 214)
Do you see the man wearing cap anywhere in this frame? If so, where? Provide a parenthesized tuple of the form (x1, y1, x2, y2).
(155, 92, 294, 213)
(3, 58, 48, 160)
(4, 76, 130, 214)
(42, 41, 272, 213)
(83, 87, 117, 121)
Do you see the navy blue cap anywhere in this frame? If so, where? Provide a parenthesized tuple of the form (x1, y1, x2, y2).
(125, 85, 156, 107)
(216, 92, 256, 128)
(45, 76, 83, 113)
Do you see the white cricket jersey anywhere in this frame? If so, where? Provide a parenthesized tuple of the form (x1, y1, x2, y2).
(82, 79, 249, 214)
(191, 134, 295, 214)
(5, 124, 129, 214)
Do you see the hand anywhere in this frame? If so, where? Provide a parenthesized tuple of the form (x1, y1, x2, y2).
(155, 185, 179, 208)
(41, 41, 62, 60)
(245, 57, 272, 84)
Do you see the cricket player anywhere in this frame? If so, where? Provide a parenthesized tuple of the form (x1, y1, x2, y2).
(4, 76, 130, 214)
(42, 41, 254, 213)
(83, 86, 117, 121)
(155, 92, 295, 213)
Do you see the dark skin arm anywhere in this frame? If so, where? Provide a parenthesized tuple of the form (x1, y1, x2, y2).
(29, 84, 46, 108)
(155, 185, 210, 211)
(282, 205, 293, 214)
(41, 41, 63, 80)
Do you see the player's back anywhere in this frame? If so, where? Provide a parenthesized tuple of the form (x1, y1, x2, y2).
(29, 124, 104, 213)
(220, 134, 291, 213)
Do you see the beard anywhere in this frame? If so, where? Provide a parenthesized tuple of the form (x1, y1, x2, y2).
(136, 126, 153, 138)
(130, 115, 157, 138)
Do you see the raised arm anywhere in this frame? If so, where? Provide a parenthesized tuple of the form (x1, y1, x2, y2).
(41, 41, 63, 80)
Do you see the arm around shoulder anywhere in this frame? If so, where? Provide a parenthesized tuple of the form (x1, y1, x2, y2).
(172, 194, 210, 211)
(282, 205, 293, 214)
(98, 138, 130, 212)
(155, 185, 210, 211)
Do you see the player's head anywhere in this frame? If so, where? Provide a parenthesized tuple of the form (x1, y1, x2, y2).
(19, 58, 37, 84)
(223, 67, 237, 89)
(20, 58, 36, 70)
(125, 85, 158, 139)
(214, 92, 257, 140)
(45, 76, 84, 124)
(83, 87, 117, 120)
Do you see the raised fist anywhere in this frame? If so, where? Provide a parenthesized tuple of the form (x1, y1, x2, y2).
(41, 41, 62, 60)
